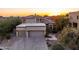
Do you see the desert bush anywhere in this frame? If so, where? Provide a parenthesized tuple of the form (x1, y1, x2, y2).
(52, 44, 64, 50)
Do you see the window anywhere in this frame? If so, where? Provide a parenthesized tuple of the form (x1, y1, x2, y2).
(73, 23, 77, 28)
(77, 16, 79, 19)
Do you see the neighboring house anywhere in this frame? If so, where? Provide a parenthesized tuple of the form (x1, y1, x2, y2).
(41, 16, 55, 30)
(0, 16, 7, 20)
(21, 15, 55, 30)
(69, 11, 79, 29)
(21, 15, 42, 23)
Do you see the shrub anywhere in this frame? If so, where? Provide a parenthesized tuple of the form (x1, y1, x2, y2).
(5, 34, 11, 39)
(47, 42, 51, 47)
(58, 27, 79, 49)
(52, 44, 64, 50)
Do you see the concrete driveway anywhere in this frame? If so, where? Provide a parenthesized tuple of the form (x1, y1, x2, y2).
(0, 37, 48, 50)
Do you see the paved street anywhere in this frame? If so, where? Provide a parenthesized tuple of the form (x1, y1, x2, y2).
(0, 37, 48, 50)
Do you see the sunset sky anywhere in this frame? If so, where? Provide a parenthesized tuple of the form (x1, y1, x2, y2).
(0, 0, 79, 16)
(0, 8, 79, 16)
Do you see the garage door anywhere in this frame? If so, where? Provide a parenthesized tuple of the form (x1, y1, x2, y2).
(18, 31, 26, 37)
(29, 31, 44, 38)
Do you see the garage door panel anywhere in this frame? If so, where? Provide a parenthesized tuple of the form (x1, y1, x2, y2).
(29, 31, 44, 38)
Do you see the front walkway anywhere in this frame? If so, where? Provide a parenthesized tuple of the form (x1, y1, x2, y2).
(46, 34, 57, 40)
(45, 34, 57, 50)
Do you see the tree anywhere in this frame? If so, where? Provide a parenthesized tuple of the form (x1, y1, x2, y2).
(55, 17, 69, 32)
(44, 15, 48, 17)
(52, 24, 58, 33)
(45, 24, 52, 37)
(0, 17, 22, 41)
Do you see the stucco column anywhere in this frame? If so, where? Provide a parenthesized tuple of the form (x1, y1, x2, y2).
(26, 31, 28, 39)
(16, 31, 19, 37)
(44, 30, 46, 36)
(72, 23, 73, 27)
(77, 23, 79, 29)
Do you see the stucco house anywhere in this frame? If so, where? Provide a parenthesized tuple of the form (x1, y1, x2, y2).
(41, 16, 55, 29)
(15, 23, 48, 50)
(16, 23, 46, 38)
(69, 11, 79, 29)
(21, 15, 42, 23)
(15, 14, 48, 50)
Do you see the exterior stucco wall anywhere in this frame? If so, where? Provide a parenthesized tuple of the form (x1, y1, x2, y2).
(26, 26, 46, 31)
(69, 12, 79, 23)
(69, 12, 79, 29)
(16, 24, 46, 38)
(25, 19, 36, 23)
